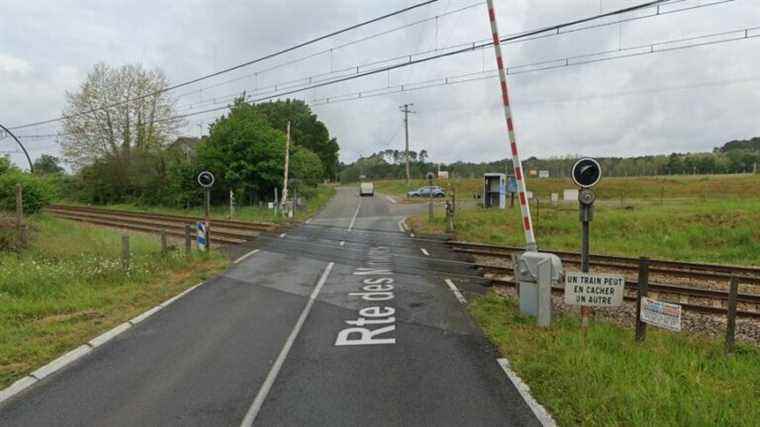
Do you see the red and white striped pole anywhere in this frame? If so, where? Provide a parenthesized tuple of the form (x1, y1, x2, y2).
(485, 0, 537, 252)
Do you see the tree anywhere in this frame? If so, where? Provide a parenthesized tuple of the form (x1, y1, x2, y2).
(199, 99, 289, 201)
(32, 154, 64, 175)
(253, 99, 339, 180)
(0, 155, 16, 175)
(60, 63, 182, 170)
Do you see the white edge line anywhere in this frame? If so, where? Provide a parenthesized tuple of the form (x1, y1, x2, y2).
(30, 345, 91, 380)
(444, 279, 467, 304)
(386, 195, 397, 204)
(241, 262, 335, 427)
(234, 249, 260, 264)
(129, 305, 163, 325)
(279, 233, 287, 239)
(397, 217, 407, 232)
(421, 248, 430, 256)
(0, 280, 209, 405)
(88, 322, 132, 348)
(0, 376, 37, 404)
(497, 358, 557, 427)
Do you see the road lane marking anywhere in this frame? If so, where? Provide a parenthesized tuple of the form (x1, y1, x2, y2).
(386, 195, 397, 204)
(347, 199, 361, 231)
(234, 249, 259, 264)
(279, 233, 287, 239)
(339, 241, 346, 247)
(397, 217, 407, 232)
(241, 262, 335, 427)
(444, 279, 467, 304)
(305, 218, 312, 224)
(421, 248, 430, 256)
(497, 358, 557, 426)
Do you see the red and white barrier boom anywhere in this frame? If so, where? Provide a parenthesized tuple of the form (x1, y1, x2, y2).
(485, 0, 537, 252)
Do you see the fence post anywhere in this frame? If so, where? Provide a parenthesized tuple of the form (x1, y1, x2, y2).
(635, 257, 650, 343)
(160, 229, 168, 255)
(121, 235, 130, 271)
(16, 184, 24, 245)
(726, 277, 739, 355)
(185, 224, 192, 256)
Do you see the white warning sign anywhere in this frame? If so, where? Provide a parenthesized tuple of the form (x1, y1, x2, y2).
(564, 272, 625, 307)
(640, 297, 682, 332)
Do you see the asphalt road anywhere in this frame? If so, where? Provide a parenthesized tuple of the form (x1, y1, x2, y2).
(0, 187, 540, 426)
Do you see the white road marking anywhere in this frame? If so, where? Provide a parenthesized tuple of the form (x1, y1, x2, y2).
(0, 376, 37, 404)
(347, 199, 361, 231)
(339, 241, 346, 247)
(497, 358, 557, 427)
(234, 249, 259, 264)
(397, 217, 407, 232)
(386, 195, 397, 204)
(421, 248, 430, 256)
(279, 233, 287, 239)
(444, 279, 467, 304)
(410, 233, 416, 238)
(241, 262, 335, 427)
(30, 345, 91, 380)
(305, 218, 312, 224)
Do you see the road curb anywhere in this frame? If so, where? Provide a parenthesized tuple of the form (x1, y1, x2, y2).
(0, 280, 207, 406)
(497, 358, 557, 427)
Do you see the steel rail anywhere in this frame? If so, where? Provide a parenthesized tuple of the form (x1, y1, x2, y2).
(48, 204, 277, 232)
(489, 278, 760, 320)
(449, 241, 760, 278)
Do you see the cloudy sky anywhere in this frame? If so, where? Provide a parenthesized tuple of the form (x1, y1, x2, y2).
(1, 0, 759, 169)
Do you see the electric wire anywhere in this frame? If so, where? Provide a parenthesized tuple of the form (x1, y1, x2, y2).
(7, 0, 441, 131)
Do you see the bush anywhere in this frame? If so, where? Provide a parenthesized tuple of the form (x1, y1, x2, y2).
(0, 172, 56, 214)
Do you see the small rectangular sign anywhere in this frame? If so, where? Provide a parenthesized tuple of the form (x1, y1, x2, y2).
(539, 170, 550, 178)
(640, 297, 682, 331)
(564, 272, 625, 307)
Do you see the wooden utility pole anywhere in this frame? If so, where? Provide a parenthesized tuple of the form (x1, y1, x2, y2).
(16, 184, 23, 244)
(400, 104, 414, 185)
(281, 121, 291, 208)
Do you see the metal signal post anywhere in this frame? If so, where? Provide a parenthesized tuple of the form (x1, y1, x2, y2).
(572, 158, 602, 329)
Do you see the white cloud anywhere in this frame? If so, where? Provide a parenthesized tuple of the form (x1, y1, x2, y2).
(1, 0, 759, 169)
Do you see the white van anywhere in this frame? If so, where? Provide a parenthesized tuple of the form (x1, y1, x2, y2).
(359, 182, 374, 197)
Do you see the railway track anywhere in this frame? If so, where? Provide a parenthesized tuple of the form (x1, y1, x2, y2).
(449, 240, 760, 319)
(46, 205, 279, 245)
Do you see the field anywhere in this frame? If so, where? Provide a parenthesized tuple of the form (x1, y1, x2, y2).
(0, 215, 229, 389)
(375, 173, 760, 201)
(63, 184, 337, 224)
(470, 292, 760, 426)
(398, 174, 760, 266)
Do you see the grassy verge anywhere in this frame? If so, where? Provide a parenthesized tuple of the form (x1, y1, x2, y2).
(61, 184, 337, 224)
(0, 215, 229, 389)
(470, 292, 760, 426)
(409, 198, 760, 265)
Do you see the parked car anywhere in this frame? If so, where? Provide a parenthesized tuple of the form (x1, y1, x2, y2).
(359, 182, 375, 197)
(407, 186, 446, 198)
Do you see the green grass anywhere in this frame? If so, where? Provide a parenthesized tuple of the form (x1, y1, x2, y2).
(375, 174, 760, 201)
(470, 292, 760, 426)
(410, 198, 760, 266)
(62, 184, 337, 224)
(0, 215, 229, 389)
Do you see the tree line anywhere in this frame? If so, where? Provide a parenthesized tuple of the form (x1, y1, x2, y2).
(339, 139, 760, 182)
(3, 63, 340, 211)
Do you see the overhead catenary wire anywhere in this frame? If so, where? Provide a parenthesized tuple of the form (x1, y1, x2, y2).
(7, 0, 441, 131)
(13, 0, 728, 140)
(16, 21, 759, 143)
